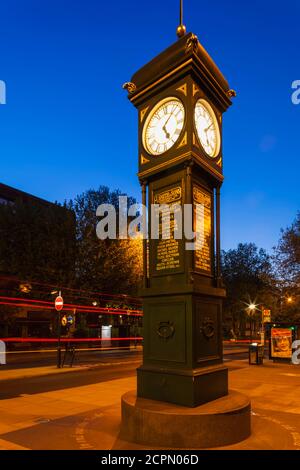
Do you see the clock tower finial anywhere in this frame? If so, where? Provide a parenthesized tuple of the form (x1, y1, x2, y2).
(176, 0, 186, 38)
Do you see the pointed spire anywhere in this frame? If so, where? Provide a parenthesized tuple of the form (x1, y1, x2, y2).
(176, 0, 186, 38)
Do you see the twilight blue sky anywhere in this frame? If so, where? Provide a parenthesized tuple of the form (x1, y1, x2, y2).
(0, 0, 299, 251)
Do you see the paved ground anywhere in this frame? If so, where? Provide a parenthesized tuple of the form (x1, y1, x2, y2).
(3, 347, 143, 370)
(0, 345, 247, 380)
(3, 343, 247, 370)
(0, 350, 299, 450)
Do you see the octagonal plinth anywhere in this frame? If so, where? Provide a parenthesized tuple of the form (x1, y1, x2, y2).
(121, 390, 251, 449)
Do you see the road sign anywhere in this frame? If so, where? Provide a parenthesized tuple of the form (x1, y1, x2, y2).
(263, 309, 271, 323)
(61, 315, 67, 327)
(55, 295, 64, 312)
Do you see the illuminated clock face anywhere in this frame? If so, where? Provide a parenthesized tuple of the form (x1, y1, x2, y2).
(194, 99, 221, 158)
(143, 97, 185, 156)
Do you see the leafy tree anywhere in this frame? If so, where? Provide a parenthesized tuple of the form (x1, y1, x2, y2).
(221, 243, 275, 337)
(273, 212, 300, 321)
(0, 186, 142, 338)
(274, 212, 300, 286)
(70, 186, 143, 295)
(0, 187, 143, 297)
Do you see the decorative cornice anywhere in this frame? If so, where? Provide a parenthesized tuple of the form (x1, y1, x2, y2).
(138, 152, 191, 178)
(130, 59, 193, 102)
(138, 150, 223, 182)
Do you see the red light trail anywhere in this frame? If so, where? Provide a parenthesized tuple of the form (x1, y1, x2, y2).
(0, 296, 143, 317)
(0, 275, 142, 305)
(0, 337, 143, 343)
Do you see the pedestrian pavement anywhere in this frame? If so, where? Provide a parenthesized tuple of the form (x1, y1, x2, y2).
(0, 360, 143, 382)
(1, 356, 298, 450)
(0, 348, 247, 382)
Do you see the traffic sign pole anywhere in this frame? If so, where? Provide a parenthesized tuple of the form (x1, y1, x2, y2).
(55, 292, 64, 368)
(57, 312, 62, 368)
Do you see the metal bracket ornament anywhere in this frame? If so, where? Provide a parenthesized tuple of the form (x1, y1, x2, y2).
(140, 106, 149, 122)
(193, 83, 200, 96)
(227, 89, 237, 98)
(141, 154, 150, 165)
(200, 318, 215, 340)
(185, 34, 199, 54)
(176, 84, 187, 96)
(193, 132, 199, 148)
(216, 157, 222, 167)
(177, 132, 187, 149)
(122, 82, 137, 94)
(157, 322, 175, 340)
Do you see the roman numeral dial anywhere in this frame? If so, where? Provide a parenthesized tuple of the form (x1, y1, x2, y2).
(143, 97, 185, 156)
(194, 99, 221, 158)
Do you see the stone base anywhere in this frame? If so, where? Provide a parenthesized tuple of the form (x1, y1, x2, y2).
(121, 390, 251, 449)
(137, 364, 228, 408)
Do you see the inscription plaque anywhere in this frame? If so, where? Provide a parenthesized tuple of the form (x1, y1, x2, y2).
(193, 186, 212, 274)
(154, 186, 182, 273)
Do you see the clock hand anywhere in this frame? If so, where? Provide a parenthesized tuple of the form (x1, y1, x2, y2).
(162, 106, 176, 138)
(164, 110, 174, 127)
(203, 129, 210, 147)
(204, 122, 214, 133)
(203, 122, 215, 147)
(162, 122, 171, 139)
(163, 129, 170, 139)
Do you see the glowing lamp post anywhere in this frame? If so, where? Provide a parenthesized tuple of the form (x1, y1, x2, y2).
(247, 303, 257, 343)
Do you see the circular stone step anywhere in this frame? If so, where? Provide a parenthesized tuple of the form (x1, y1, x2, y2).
(121, 390, 251, 449)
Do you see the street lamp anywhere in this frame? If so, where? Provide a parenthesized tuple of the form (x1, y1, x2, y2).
(247, 303, 257, 342)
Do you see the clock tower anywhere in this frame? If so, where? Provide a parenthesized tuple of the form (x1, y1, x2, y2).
(123, 16, 235, 408)
(121, 5, 251, 449)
